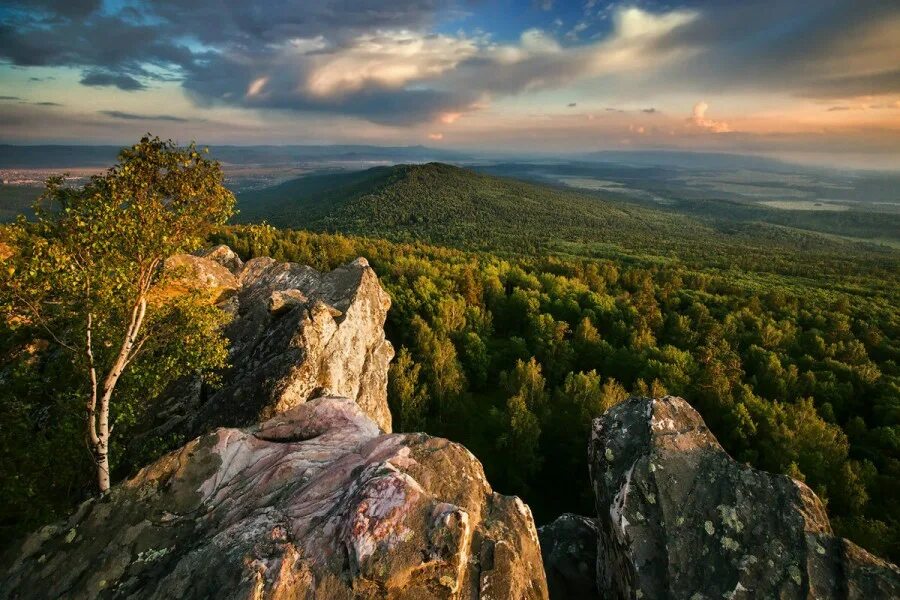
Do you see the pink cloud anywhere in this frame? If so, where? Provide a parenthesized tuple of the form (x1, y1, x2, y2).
(688, 101, 730, 133)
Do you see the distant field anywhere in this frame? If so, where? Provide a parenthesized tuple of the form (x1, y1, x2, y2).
(761, 200, 850, 211)
(480, 162, 900, 243)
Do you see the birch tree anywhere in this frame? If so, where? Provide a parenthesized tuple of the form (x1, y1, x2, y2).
(1, 136, 234, 493)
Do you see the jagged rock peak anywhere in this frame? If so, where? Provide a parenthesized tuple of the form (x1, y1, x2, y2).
(589, 395, 900, 599)
(1, 397, 548, 599)
(142, 247, 394, 443)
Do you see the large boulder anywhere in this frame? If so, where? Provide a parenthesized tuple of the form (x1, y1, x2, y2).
(1, 396, 548, 599)
(589, 395, 900, 599)
(538, 513, 600, 599)
(142, 251, 394, 447)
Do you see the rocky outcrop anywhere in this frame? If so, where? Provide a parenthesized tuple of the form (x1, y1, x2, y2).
(144, 250, 394, 442)
(538, 514, 600, 599)
(195, 244, 244, 274)
(588, 395, 900, 599)
(1, 396, 548, 599)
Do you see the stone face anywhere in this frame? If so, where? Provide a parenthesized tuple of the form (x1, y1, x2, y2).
(588, 395, 900, 600)
(142, 251, 394, 444)
(1, 397, 548, 600)
(538, 513, 600, 599)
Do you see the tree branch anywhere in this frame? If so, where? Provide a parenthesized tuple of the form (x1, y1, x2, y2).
(11, 289, 77, 353)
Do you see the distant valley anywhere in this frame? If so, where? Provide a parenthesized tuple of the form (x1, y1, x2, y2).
(4, 145, 897, 248)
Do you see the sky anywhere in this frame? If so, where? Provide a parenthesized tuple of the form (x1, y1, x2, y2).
(1, 0, 899, 168)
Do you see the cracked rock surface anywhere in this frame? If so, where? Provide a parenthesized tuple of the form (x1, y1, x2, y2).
(589, 395, 900, 599)
(1, 397, 548, 599)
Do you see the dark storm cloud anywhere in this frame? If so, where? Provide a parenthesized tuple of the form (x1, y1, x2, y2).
(642, 108, 657, 114)
(100, 111, 190, 122)
(0, 96, 20, 100)
(32, 101, 62, 106)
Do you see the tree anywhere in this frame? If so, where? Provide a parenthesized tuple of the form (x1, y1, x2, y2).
(389, 347, 427, 431)
(1, 136, 235, 493)
(501, 357, 549, 416)
(498, 358, 547, 493)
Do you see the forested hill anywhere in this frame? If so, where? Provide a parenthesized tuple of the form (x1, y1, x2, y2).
(237, 162, 899, 279)
(237, 162, 655, 249)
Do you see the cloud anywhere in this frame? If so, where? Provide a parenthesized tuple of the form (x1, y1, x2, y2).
(176, 5, 698, 124)
(826, 100, 900, 112)
(3, 0, 101, 18)
(99, 110, 190, 122)
(642, 108, 657, 113)
(688, 101, 730, 133)
(428, 132, 443, 140)
(568, 102, 577, 107)
(304, 31, 478, 97)
(246, 77, 269, 98)
(2, 0, 699, 125)
(653, 2, 900, 100)
(0, 97, 62, 106)
(5, 0, 898, 134)
(80, 71, 147, 90)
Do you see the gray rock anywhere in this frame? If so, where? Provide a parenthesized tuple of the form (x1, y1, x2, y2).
(1, 397, 548, 599)
(539, 513, 601, 599)
(141, 251, 394, 447)
(588, 395, 900, 599)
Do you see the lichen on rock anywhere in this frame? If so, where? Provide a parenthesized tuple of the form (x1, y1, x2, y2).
(588, 395, 900, 599)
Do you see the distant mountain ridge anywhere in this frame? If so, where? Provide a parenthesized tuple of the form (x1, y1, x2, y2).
(236, 162, 897, 268)
(0, 144, 469, 169)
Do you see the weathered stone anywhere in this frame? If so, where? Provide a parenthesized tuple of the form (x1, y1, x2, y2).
(1, 397, 548, 599)
(267, 288, 309, 315)
(159, 253, 239, 303)
(538, 513, 601, 599)
(140, 251, 394, 446)
(588, 395, 900, 599)
(194, 244, 244, 274)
